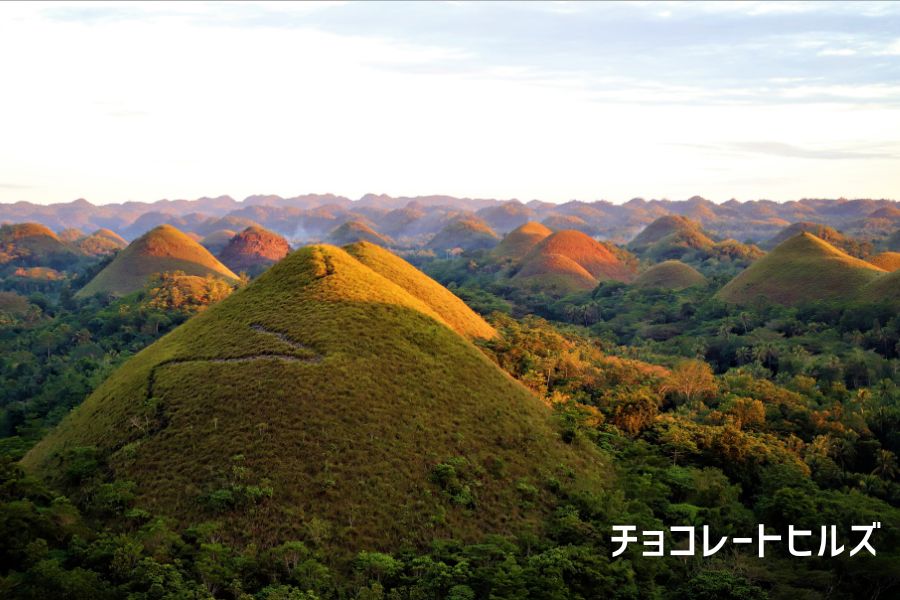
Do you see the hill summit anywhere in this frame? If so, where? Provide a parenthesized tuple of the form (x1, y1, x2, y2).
(427, 217, 500, 252)
(717, 232, 885, 306)
(0, 222, 84, 271)
(632, 260, 706, 290)
(75, 224, 238, 298)
(25, 244, 601, 555)
(492, 221, 553, 262)
(327, 221, 395, 247)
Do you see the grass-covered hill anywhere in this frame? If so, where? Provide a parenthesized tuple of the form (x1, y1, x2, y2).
(75, 228, 128, 256)
(23, 244, 602, 556)
(512, 252, 599, 292)
(491, 221, 552, 263)
(0, 222, 85, 271)
(344, 241, 496, 339)
(521, 230, 636, 283)
(632, 260, 707, 290)
(628, 215, 714, 251)
(75, 224, 239, 298)
(426, 216, 500, 252)
(199, 228, 237, 255)
(326, 220, 395, 247)
(868, 251, 900, 271)
(627, 215, 763, 266)
(717, 232, 885, 306)
(217, 226, 291, 276)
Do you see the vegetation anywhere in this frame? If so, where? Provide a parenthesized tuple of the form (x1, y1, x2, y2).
(632, 260, 707, 290)
(490, 221, 552, 263)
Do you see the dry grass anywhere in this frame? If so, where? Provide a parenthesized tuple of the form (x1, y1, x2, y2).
(75, 225, 239, 298)
(24, 244, 605, 557)
(327, 221, 395, 247)
(717, 232, 885, 306)
(426, 217, 500, 251)
(513, 252, 598, 292)
(521, 230, 636, 283)
(632, 260, 706, 290)
(0, 222, 84, 267)
(867, 251, 900, 272)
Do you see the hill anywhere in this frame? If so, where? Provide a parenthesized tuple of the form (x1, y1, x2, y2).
(717, 233, 885, 306)
(75, 224, 239, 298)
(521, 230, 636, 283)
(0, 222, 84, 271)
(512, 252, 599, 293)
(491, 221, 552, 262)
(24, 244, 602, 556)
(217, 226, 291, 276)
(628, 215, 713, 250)
(345, 241, 496, 339)
(867, 251, 900, 272)
(632, 260, 707, 290)
(326, 221, 395, 247)
(75, 228, 128, 256)
(199, 229, 237, 255)
(426, 217, 500, 252)
(765, 221, 866, 256)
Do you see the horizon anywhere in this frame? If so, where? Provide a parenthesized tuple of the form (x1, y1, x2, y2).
(2, 1, 900, 204)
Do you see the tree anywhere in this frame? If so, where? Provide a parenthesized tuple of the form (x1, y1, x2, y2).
(660, 359, 717, 406)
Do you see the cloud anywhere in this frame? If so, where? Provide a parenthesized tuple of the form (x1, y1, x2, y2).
(728, 142, 895, 160)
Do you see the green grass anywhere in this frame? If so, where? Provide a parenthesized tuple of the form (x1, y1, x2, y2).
(717, 232, 885, 306)
(861, 269, 900, 302)
(75, 225, 238, 298)
(491, 221, 552, 262)
(24, 244, 604, 556)
(0, 222, 84, 268)
(632, 260, 706, 290)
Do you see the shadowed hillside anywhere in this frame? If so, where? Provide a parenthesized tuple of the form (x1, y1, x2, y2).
(200, 229, 237, 255)
(861, 269, 900, 302)
(24, 244, 603, 556)
(717, 232, 885, 306)
(75, 228, 128, 256)
(75, 224, 238, 298)
(632, 260, 707, 290)
(0, 222, 84, 271)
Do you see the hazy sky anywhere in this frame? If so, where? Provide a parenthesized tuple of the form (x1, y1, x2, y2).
(1, 1, 899, 205)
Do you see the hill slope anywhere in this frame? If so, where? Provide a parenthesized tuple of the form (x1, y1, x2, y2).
(632, 260, 707, 290)
(867, 251, 900, 272)
(75, 228, 128, 256)
(217, 226, 291, 276)
(861, 269, 900, 303)
(326, 221, 394, 247)
(344, 241, 496, 339)
(492, 221, 552, 262)
(717, 233, 885, 305)
(75, 225, 238, 298)
(199, 229, 237, 255)
(24, 244, 602, 556)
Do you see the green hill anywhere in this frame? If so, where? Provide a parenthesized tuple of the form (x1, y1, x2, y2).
(632, 260, 707, 290)
(491, 221, 552, 262)
(327, 221, 394, 247)
(861, 269, 900, 303)
(344, 241, 496, 339)
(717, 233, 885, 306)
(427, 217, 500, 252)
(24, 244, 602, 556)
(0, 222, 84, 270)
(218, 226, 291, 276)
(75, 225, 238, 298)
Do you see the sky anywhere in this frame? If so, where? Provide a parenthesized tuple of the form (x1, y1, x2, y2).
(1, 1, 899, 205)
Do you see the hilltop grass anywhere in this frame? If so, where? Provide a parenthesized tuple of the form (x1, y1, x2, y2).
(345, 241, 496, 339)
(632, 260, 706, 290)
(327, 221, 395, 247)
(24, 244, 605, 557)
(75, 224, 239, 298)
(717, 232, 885, 306)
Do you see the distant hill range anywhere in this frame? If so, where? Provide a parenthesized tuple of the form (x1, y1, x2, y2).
(3, 194, 897, 248)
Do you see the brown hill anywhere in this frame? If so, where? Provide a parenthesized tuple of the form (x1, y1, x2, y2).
(427, 217, 500, 252)
(513, 253, 598, 293)
(199, 229, 237, 255)
(327, 221, 395, 247)
(0, 222, 84, 270)
(76, 228, 128, 256)
(218, 226, 291, 276)
(523, 230, 636, 283)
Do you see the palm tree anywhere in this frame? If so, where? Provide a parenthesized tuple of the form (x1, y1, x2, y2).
(873, 449, 899, 480)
